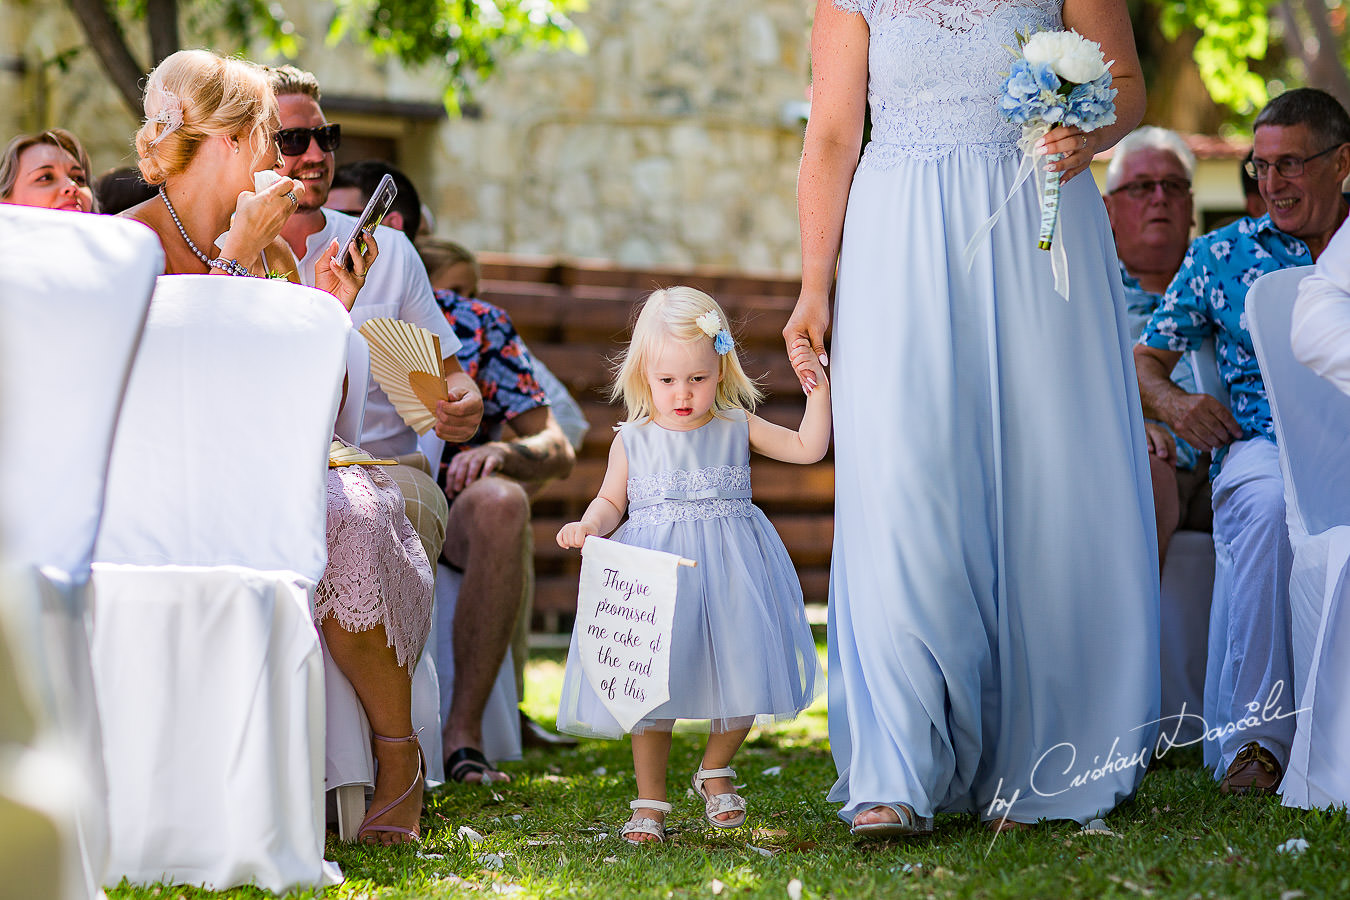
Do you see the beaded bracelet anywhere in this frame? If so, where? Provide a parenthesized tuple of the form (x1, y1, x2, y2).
(208, 257, 253, 277)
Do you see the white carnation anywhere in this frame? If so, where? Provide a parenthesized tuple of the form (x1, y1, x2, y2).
(695, 311, 722, 338)
(1022, 30, 1108, 84)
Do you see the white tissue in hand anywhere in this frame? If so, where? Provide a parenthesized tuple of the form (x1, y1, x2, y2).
(253, 169, 283, 192)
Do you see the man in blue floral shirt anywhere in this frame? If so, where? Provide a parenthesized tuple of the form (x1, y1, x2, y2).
(1135, 89, 1350, 797)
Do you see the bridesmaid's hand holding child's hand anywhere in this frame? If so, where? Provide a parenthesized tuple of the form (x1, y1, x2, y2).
(788, 339, 828, 395)
(557, 521, 598, 550)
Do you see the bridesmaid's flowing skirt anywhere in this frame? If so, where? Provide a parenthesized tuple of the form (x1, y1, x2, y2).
(827, 144, 1161, 825)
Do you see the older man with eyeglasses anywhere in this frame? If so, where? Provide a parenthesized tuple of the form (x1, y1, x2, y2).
(1104, 127, 1206, 570)
(1134, 88, 1350, 798)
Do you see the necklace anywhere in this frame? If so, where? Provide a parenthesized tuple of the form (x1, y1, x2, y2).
(158, 185, 213, 267)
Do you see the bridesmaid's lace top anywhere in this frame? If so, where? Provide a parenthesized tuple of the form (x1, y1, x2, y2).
(833, 0, 1063, 164)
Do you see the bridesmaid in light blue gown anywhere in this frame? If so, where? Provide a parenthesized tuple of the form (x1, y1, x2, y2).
(785, 0, 1161, 836)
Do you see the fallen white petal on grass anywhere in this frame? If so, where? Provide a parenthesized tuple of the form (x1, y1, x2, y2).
(590, 833, 610, 843)
(510, 814, 523, 822)
(747, 844, 775, 857)
(477, 852, 505, 870)
(415, 851, 446, 860)
(1277, 838, 1309, 855)
(489, 885, 524, 895)
(711, 879, 725, 895)
(603, 856, 619, 864)
(457, 826, 485, 843)
(1281, 891, 1307, 900)
(787, 878, 803, 900)
(1076, 819, 1118, 837)
(591, 766, 608, 776)
(761, 766, 783, 777)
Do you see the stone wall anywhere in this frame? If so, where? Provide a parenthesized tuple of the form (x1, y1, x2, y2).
(2, 0, 814, 274)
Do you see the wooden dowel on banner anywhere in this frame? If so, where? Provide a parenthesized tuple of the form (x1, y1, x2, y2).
(677, 558, 697, 568)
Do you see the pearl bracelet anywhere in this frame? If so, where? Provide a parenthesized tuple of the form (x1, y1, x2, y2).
(208, 257, 253, 277)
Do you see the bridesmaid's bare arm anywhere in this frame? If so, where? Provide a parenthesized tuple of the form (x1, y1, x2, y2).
(784, 1, 870, 388)
(1046, 0, 1146, 182)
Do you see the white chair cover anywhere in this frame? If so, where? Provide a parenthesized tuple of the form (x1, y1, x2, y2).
(333, 328, 369, 446)
(0, 565, 81, 900)
(434, 565, 523, 764)
(91, 275, 348, 890)
(416, 431, 523, 763)
(1158, 531, 1214, 745)
(1188, 336, 1239, 774)
(1245, 266, 1350, 809)
(0, 206, 161, 899)
(1147, 342, 1222, 748)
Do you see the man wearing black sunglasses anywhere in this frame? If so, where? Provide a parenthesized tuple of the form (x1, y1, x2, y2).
(267, 64, 483, 617)
(1134, 88, 1350, 801)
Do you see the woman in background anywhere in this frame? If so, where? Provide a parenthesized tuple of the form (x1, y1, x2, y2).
(0, 128, 97, 212)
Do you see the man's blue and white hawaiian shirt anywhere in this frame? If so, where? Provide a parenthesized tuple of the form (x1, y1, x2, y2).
(1122, 267, 1200, 471)
(1138, 214, 1313, 448)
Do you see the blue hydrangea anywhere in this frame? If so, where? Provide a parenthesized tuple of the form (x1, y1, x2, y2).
(1000, 60, 1052, 124)
(713, 329, 734, 356)
(1063, 74, 1117, 130)
(1000, 57, 1114, 132)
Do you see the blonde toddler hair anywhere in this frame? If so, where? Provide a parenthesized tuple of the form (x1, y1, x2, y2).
(611, 286, 763, 422)
(133, 49, 279, 185)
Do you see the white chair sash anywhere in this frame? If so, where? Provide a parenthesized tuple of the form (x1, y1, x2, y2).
(91, 275, 348, 890)
(0, 206, 162, 899)
(1246, 266, 1350, 809)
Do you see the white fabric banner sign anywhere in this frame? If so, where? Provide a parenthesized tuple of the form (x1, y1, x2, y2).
(576, 536, 682, 732)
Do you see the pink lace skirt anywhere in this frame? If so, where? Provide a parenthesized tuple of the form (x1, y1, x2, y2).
(316, 461, 433, 670)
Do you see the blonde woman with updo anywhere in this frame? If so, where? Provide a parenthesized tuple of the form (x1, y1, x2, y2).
(125, 48, 437, 845)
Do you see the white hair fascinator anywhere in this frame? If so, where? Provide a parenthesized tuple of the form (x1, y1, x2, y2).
(696, 311, 734, 355)
(145, 83, 185, 148)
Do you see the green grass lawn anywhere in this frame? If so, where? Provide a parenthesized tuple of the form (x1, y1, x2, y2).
(108, 644, 1350, 899)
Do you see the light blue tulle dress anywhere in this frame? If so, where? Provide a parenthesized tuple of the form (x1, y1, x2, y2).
(557, 410, 823, 739)
(826, 0, 1160, 825)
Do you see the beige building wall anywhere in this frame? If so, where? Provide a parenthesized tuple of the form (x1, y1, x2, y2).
(5, 1, 1251, 271)
(3, 0, 814, 274)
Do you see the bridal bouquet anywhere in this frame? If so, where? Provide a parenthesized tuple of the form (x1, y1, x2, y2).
(999, 30, 1116, 251)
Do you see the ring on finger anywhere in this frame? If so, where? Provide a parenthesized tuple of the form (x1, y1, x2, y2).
(285, 190, 298, 206)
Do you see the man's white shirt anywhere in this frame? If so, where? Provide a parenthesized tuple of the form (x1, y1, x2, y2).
(1291, 216, 1350, 397)
(299, 208, 460, 457)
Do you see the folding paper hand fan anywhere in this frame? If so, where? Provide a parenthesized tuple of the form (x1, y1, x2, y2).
(357, 317, 448, 435)
(328, 441, 397, 467)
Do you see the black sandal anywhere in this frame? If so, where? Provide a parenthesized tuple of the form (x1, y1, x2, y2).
(444, 746, 508, 783)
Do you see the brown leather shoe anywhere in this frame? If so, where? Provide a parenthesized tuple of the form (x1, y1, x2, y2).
(519, 710, 578, 749)
(1219, 741, 1283, 795)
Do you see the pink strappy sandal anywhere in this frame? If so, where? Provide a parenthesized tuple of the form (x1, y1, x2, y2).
(356, 732, 425, 845)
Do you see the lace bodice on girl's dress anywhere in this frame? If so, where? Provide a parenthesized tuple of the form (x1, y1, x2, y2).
(833, 0, 1062, 163)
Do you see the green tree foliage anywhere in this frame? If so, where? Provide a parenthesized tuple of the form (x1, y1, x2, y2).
(69, 0, 587, 116)
(327, 0, 587, 112)
(1151, 0, 1350, 117)
(1156, 0, 1272, 112)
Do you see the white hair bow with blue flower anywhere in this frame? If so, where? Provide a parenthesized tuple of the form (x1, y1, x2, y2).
(696, 311, 734, 356)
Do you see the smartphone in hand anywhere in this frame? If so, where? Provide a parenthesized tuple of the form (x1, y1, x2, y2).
(336, 173, 397, 270)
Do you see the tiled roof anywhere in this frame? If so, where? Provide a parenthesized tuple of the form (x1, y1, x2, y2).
(1096, 132, 1251, 161)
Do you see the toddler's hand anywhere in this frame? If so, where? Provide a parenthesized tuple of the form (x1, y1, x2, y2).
(556, 521, 597, 549)
(789, 339, 828, 394)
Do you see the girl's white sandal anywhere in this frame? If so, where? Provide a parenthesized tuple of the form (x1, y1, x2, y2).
(620, 799, 672, 844)
(690, 766, 747, 829)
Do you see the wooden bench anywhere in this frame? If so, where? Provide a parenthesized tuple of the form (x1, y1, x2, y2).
(476, 255, 833, 626)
